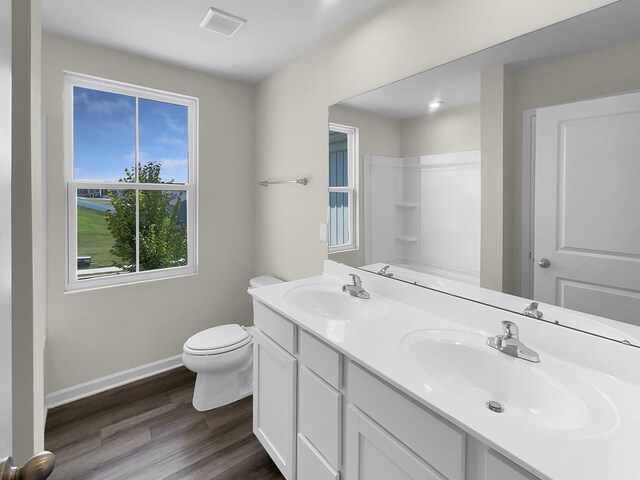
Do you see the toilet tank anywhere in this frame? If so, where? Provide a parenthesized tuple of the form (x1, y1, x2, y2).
(249, 275, 283, 289)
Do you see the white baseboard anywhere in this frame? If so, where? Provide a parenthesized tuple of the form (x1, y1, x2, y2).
(45, 354, 184, 409)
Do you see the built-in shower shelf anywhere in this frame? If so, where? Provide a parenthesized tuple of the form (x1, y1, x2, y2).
(396, 236, 418, 242)
(395, 203, 418, 208)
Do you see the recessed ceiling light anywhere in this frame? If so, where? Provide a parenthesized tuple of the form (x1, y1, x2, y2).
(199, 8, 247, 37)
(429, 100, 443, 110)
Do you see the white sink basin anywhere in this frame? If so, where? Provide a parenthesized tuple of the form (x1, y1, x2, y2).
(400, 329, 619, 437)
(285, 284, 387, 321)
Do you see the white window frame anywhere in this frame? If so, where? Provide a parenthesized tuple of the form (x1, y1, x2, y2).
(328, 123, 358, 253)
(64, 72, 198, 291)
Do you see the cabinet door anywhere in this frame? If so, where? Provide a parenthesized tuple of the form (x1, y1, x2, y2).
(348, 362, 464, 480)
(485, 450, 541, 480)
(253, 329, 297, 480)
(346, 406, 446, 480)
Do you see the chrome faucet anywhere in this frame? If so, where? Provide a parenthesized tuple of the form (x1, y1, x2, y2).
(523, 302, 543, 319)
(342, 274, 370, 299)
(376, 265, 394, 277)
(487, 321, 540, 363)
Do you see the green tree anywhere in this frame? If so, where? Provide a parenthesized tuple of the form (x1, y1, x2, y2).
(104, 162, 187, 272)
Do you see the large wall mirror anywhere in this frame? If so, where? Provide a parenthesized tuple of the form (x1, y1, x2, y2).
(328, 1, 640, 347)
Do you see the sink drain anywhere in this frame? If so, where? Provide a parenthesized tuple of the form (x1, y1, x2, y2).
(486, 401, 504, 413)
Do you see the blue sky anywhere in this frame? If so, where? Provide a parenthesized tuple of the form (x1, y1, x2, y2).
(73, 86, 188, 183)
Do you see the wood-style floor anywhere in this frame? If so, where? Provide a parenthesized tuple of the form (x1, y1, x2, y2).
(45, 367, 285, 480)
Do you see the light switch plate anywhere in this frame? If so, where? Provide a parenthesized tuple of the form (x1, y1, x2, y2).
(319, 223, 327, 242)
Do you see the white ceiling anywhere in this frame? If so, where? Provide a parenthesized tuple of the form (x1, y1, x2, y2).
(42, 0, 389, 84)
(342, 1, 640, 119)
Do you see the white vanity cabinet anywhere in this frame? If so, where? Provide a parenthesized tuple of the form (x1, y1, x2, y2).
(252, 299, 542, 480)
(253, 302, 298, 480)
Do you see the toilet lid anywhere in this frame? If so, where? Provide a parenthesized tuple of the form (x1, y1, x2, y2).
(185, 324, 249, 351)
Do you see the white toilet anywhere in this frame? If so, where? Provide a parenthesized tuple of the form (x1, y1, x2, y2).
(182, 275, 282, 411)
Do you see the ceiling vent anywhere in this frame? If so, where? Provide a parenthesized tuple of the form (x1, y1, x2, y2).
(199, 8, 247, 37)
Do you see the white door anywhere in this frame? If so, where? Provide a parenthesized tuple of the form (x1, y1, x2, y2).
(253, 330, 297, 480)
(0, 0, 12, 458)
(534, 92, 640, 326)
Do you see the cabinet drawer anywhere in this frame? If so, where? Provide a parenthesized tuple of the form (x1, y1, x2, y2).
(297, 434, 339, 480)
(299, 366, 342, 469)
(348, 362, 465, 480)
(299, 329, 341, 389)
(253, 300, 296, 354)
(485, 450, 541, 480)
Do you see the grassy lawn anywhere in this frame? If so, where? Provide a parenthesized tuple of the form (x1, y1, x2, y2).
(77, 206, 118, 268)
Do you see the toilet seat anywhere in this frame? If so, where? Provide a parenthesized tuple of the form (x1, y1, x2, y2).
(184, 324, 251, 356)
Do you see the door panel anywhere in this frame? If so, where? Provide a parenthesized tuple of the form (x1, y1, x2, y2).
(559, 112, 640, 256)
(558, 279, 640, 322)
(485, 449, 540, 480)
(346, 406, 444, 480)
(534, 92, 640, 327)
(253, 330, 297, 479)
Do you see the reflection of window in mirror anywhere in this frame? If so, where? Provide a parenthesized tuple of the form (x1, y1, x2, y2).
(328, 123, 358, 253)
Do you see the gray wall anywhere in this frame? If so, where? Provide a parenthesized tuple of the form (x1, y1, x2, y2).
(42, 34, 256, 394)
(400, 103, 481, 157)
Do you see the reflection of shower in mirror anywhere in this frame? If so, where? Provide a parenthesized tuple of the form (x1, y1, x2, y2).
(364, 151, 480, 285)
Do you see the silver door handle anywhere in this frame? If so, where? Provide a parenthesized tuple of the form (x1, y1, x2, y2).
(537, 258, 551, 268)
(0, 451, 55, 479)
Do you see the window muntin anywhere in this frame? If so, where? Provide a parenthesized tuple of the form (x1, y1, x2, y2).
(66, 73, 198, 290)
(328, 124, 358, 252)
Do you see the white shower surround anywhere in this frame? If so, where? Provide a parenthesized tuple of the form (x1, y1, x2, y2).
(364, 151, 480, 285)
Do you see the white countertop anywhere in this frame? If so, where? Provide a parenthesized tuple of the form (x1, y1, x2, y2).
(249, 261, 640, 480)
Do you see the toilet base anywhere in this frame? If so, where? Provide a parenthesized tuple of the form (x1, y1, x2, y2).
(192, 365, 253, 411)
